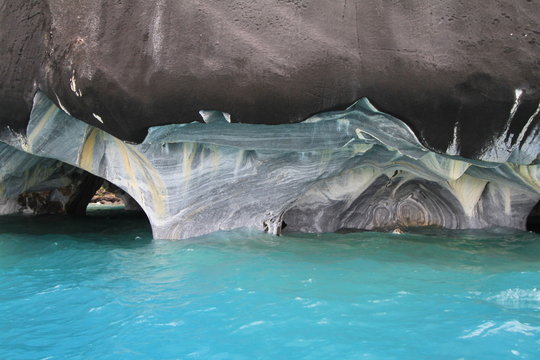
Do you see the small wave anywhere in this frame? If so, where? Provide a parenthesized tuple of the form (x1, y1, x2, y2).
(305, 301, 324, 308)
(163, 321, 183, 327)
(369, 298, 392, 304)
(460, 321, 496, 339)
(238, 320, 265, 330)
(397, 291, 411, 295)
(37, 284, 61, 295)
(460, 320, 540, 339)
(488, 321, 540, 337)
(487, 288, 540, 309)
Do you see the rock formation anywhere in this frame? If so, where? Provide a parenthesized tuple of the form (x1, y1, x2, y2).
(0, 1, 538, 238)
(0, 91, 537, 238)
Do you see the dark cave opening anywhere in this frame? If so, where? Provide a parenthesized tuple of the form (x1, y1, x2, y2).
(526, 201, 540, 233)
(13, 167, 147, 222)
(15, 171, 104, 216)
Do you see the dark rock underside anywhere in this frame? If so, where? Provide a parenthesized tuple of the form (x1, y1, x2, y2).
(1, 0, 539, 157)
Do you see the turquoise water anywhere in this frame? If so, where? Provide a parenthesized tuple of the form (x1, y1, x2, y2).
(1, 210, 540, 359)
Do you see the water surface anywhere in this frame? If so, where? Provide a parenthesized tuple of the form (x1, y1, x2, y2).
(1, 209, 539, 359)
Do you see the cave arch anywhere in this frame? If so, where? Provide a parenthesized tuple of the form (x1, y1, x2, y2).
(2, 90, 539, 240)
(0, 140, 153, 232)
(282, 175, 466, 233)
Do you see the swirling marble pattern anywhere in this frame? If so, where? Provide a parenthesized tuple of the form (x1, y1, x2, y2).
(0, 91, 538, 239)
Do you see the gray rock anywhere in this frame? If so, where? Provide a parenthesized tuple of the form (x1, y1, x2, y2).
(0, 91, 537, 239)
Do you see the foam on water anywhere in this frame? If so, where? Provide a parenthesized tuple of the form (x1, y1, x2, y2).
(488, 288, 540, 310)
(1, 211, 539, 359)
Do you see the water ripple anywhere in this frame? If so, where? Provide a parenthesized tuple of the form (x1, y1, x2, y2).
(1, 214, 539, 359)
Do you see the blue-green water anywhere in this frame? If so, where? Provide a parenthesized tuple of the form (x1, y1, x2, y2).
(1, 209, 540, 359)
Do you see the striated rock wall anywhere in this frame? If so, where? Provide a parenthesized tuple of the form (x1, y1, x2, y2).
(0, 91, 537, 239)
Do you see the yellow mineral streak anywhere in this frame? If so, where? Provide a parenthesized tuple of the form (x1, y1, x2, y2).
(79, 128, 99, 171)
(448, 174, 488, 217)
(28, 105, 58, 149)
(112, 138, 166, 218)
(182, 143, 196, 181)
(122, 143, 167, 218)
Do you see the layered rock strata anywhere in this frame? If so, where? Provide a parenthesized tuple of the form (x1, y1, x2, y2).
(0, 91, 537, 239)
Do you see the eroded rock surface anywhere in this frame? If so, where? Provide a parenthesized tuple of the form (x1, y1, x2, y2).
(1, 1, 539, 238)
(0, 92, 537, 239)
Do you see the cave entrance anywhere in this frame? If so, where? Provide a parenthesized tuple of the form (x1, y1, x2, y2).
(526, 200, 540, 233)
(88, 186, 124, 208)
(15, 168, 145, 217)
(86, 181, 144, 213)
(84, 180, 151, 235)
(14, 171, 104, 216)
